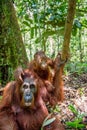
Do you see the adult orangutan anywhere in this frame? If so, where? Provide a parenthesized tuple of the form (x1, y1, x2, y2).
(0, 69, 65, 130)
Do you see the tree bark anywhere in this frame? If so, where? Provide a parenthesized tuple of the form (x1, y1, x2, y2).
(0, 0, 28, 68)
(0, 0, 28, 85)
(61, 0, 76, 61)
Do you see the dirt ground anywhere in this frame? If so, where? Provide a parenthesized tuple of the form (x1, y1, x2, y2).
(51, 73, 87, 130)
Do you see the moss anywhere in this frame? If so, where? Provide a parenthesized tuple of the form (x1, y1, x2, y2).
(0, 0, 28, 85)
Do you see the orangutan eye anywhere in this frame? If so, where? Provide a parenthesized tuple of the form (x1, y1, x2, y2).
(23, 84, 28, 89)
(30, 84, 36, 93)
(30, 84, 35, 89)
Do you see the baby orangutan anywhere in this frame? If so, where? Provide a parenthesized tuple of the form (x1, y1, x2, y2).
(28, 51, 55, 92)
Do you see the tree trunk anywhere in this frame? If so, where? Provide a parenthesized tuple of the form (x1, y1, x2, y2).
(0, 0, 28, 85)
(53, 0, 76, 103)
(61, 0, 76, 61)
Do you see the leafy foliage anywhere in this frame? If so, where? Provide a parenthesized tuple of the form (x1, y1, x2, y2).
(14, 0, 87, 67)
(66, 104, 85, 129)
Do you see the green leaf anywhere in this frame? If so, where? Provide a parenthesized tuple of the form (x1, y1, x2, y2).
(42, 117, 56, 127)
(49, 15, 55, 21)
(68, 104, 78, 115)
(72, 27, 77, 36)
(24, 15, 33, 24)
(23, 21, 30, 27)
(30, 27, 34, 38)
(74, 20, 82, 29)
(66, 121, 85, 129)
(41, 116, 56, 130)
(21, 29, 29, 33)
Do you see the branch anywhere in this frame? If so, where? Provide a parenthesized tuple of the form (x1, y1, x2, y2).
(62, 0, 76, 61)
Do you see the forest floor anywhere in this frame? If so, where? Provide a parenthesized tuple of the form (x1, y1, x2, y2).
(51, 73, 87, 130)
